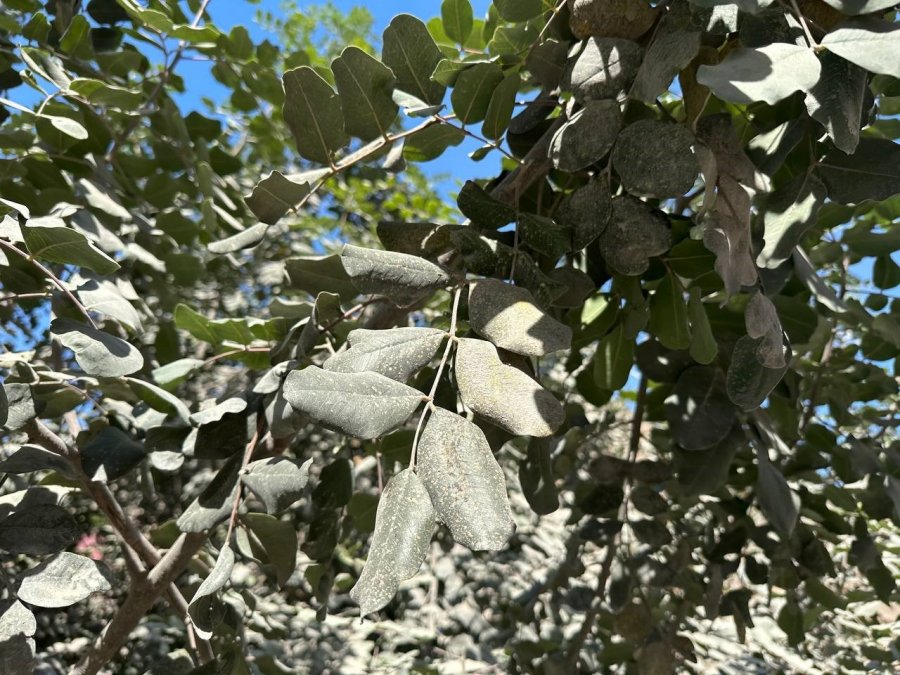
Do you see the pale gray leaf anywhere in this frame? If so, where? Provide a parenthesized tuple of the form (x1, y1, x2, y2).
(418, 408, 515, 550)
(612, 120, 699, 198)
(1, 384, 35, 432)
(455, 337, 564, 437)
(188, 545, 235, 641)
(76, 278, 142, 331)
(350, 469, 435, 615)
(468, 278, 572, 357)
(0, 504, 77, 556)
(819, 0, 898, 14)
(556, 175, 612, 250)
(50, 318, 144, 377)
(726, 335, 789, 411)
(568, 0, 658, 40)
(549, 99, 622, 171)
(702, 176, 758, 295)
(17, 552, 112, 608)
(177, 456, 241, 532)
(282, 367, 423, 439)
(0, 600, 36, 640)
(324, 327, 445, 381)
(241, 457, 313, 514)
(697, 43, 822, 105)
(190, 398, 247, 427)
(746, 292, 786, 369)
(757, 173, 827, 269)
(208, 223, 270, 254)
(566, 37, 642, 101)
(599, 195, 672, 276)
(340, 244, 451, 307)
(821, 17, 900, 78)
(804, 52, 867, 154)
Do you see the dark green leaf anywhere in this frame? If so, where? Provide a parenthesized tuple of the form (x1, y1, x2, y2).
(756, 449, 800, 536)
(450, 62, 504, 124)
(332, 47, 398, 141)
(817, 138, 900, 204)
(245, 170, 320, 225)
(805, 52, 867, 154)
(282, 66, 349, 164)
(687, 287, 718, 364)
(22, 223, 119, 275)
(457, 180, 516, 230)
(382, 14, 446, 106)
(242, 513, 297, 587)
(441, 0, 473, 44)
(649, 271, 691, 351)
(177, 456, 241, 533)
(481, 71, 519, 141)
(592, 323, 633, 391)
(80, 426, 145, 482)
(519, 437, 559, 515)
(285, 254, 359, 299)
(403, 123, 465, 161)
(665, 366, 735, 451)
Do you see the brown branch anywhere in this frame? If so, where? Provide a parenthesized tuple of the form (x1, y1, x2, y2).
(489, 116, 564, 206)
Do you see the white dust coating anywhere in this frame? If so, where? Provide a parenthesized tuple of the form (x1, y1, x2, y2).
(454, 338, 565, 437)
(745, 292, 786, 369)
(418, 408, 515, 551)
(469, 279, 572, 357)
(324, 327, 445, 382)
(283, 367, 423, 439)
(341, 244, 451, 307)
(350, 469, 435, 616)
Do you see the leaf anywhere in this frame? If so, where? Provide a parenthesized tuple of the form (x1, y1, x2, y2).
(568, 0, 658, 39)
(494, 0, 544, 21)
(468, 278, 572, 357)
(757, 173, 827, 269)
(418, 408, 515, 550)
(819, 0, 898, 13)
(68, 78, 142, 110)
(76, 278, 142, 332)
(80, 426, 145, 482)
(350, 469, 435, 615)
(1, 384, 35, 432)
(191, 399, 249, 461)
(481, 71, 519, 141)
(0, 600, 36, 641)
(177, 456, 241, 533)
(188, 545, 235, 641)
(457, 180, 516, 230)
(312, 458, 353, 509)
(208, 223, 270, 254)
(593, 323, 634, 391)
(664, 366, 735, 451)
(519, 437, 559, 516)
(323, 327, 445, 381)
(383, 14, 446, 106)
(0, 504, 77, 555)
(549, 99, 622, 171)
(17, 552, 112, 608)
(0, 445, 71, 476)
(125, 377, 191, 422)
(0, 635, 34, 674)
(340, 244, 451, 307)
(242, 513, 297, 587)
(745, 292, 785, 369)
(804, 52, 867, 154)
(674, 426, 743, 496)
(152, 358, 204, 391)
(332, 46, 398, 141)
(285, 254, 359, 299)
(777, 601, 805, 647)
(282, 367, 423, 439)
(50, 318, 144, 377)
(403, 124, 465, 161)
(450, 62, 504, 124)
(245, 170, 320, 225)
(455, 337, 564, 437)
(726, 335, 789, 411)
(241, 457, 313, 515)
(874, 255, 900, 290)
(22, 223, 119, 275)
(687, 287, 718, 365)
(612, 120, 699, 198)
(702, 177, 758, 295)
(282, 66, 349, 164)
(556, 175, 612, 250)
(697, 43, 822, 105)
(566, 37, 642, 101)
(821, 17, 900, 79)
(816, 138, 900, 204)
(598, 195, 672, 276)
(756, 449, 800, 536)
(441, 0, 473, 44)
(45, 115, 89, 140)
(649, 271, 691, 351)
(630, 21, 700, 103)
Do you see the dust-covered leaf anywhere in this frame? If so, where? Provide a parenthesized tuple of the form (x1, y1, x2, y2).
(727, 335, 789, 411)
(50, 318, 144, 377)
(665, 366, 735, 451)
(188, 545, 235, 640)
(745, 292, 786, 369)
(450, 61, 504, 124)
(804, 52, 867, 154)
(566, 37, 642, 101)
(821, 17, 900, 79)
(341, 244, 451, 307)
(816, 138, 900, 204)
(282, 66, 349, 164)
(598, 196, 672, 276)
(17, 552, 112, 608)
(612, 120, 699, 198)
(0, 504, 77, 555)
(549, 99, 622, 171)
(332, 47, 398, 141)
(242, 457, 313, 514)
(383, 14, 446, 106)
(324, 327, 445, 381)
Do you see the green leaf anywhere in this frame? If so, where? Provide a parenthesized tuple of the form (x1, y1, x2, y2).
(59, 15, 93, 59)
(441, 0, 473, 44)
(282, 367, 423, 439)
(494, 0, 544, 21)
(674, 426, 743, 496)
(188, 545, 234, 641)
(241, 457, 312, 514)
(664, 366, 735, 451)
(592, 323, 633, 391)
(817, 138, 900, 204)
(599, 196, 672, 276)
(756, 449, 800, 537)
(468, 278, 572, 356)
(245, 170, 321, 225)
(418, 408, 515, 550)
(687, 287, 718, 365)
(450, 62, 504, 124)
(285, 254, 359, 299)
(22, 223, 119, 275)
(151, 358, 203, 390)
(340, 244, 451, 307)
(350, 469, 435, 615)
(777, 601, 805, 646)
(804, 52, 867, 154)
(282, 67, 349, 164)
(757, 173, 827, 269)
(567, 38, 642, 101)
(874, 255, 900, 290)
(696, 44, 822, 105)
(649, 271, 691, 351)
(68, 78, 141, 110)
(125, 377, 191, 422)
(519, 437, 559, 516)
(0, 504, 77, 555)
(611, 120, 699, 198)
(16, 552, 112, 609)
(481, 70, 519, 141)
(80, 426, 145, 482)
(403, 123, 465, 161)
(549, 99, 622, 171)
(51, 318, 144, 377)
(44, 115, 89, 140)
(323, 327, 445, 382)
(241, 513, 297, 587)
(382, 14, 446, 106)
(332, 46, 398, 141)
(821, 18, 900, 79)
(0, 444, 71, 476)
(455, 337, 564, 437)
(456, 180, 516, 230)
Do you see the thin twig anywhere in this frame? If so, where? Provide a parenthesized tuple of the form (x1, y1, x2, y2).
(224, 422, 264, 545)
(787, 0, 818, 48)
